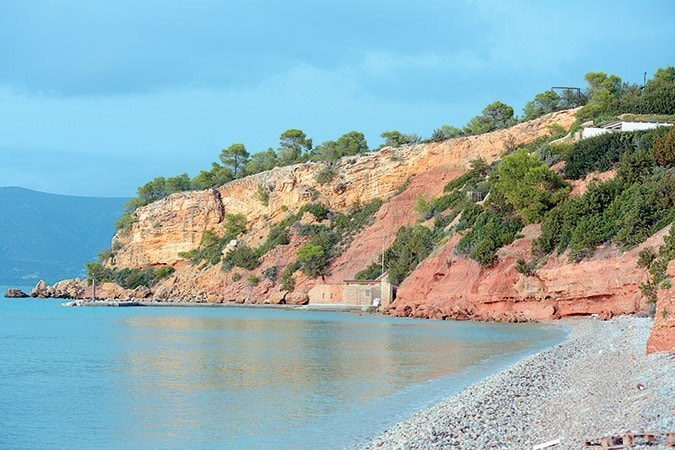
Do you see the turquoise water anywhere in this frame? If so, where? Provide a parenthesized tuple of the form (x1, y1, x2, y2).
(0, 289, 566, 449)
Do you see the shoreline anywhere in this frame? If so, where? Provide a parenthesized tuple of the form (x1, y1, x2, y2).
(61, 299, 379, 313)
(363, 316, 674, 449)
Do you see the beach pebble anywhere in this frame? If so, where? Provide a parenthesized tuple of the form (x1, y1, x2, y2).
(361, 317, 674, 450)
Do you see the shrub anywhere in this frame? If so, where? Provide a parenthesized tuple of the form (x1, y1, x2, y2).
(563, 130, 660, 179)
(455, 211, 523, 266)
(223, 243, 260, 271)
(314, 165, 336, 185)
(263, 265, 278, 282)
(231, 272, 242, 282)
(296, 244, 328, 278)
(515, 258, 535, 276)
(638, 248, 657, 268)
(256, 185, 270, 205)
(247, 275, 260, 286)
(155, 266, 175, 279)
(652, 126, 675, 166)
(494, 148, 569, 223)
(280, 262, 301, 291)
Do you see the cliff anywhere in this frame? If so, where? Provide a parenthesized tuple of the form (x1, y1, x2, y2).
(39, 108, 674, 353)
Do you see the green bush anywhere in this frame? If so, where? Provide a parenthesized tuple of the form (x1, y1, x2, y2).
(296, 244, 328, 278)
(563, 130, 660, 179)
(494, 148, 569, 223)
(454, 211, 523, 266)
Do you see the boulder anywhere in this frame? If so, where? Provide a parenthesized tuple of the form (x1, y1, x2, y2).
(30, 280, 48, 298)
(4, 288, 29, 298)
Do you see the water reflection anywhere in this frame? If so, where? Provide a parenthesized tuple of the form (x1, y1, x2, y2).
(107, 311, 556, 448)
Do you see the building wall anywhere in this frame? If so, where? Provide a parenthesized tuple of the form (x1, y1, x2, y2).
(308, 279, 393, 307)
(621, 121, 672, 132)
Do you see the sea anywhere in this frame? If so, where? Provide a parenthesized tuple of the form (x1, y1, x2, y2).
(0, 286, 566, 449)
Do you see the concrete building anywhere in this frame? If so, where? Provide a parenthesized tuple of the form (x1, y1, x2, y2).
(579, 120, 672, 140)
(308, 273, 393, 308)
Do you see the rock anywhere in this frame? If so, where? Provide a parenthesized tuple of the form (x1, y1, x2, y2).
(286, 291, 309, 305)
(221, 239, 238, 258)
(30, 279, 48, 297)
(4, 288, 29, 298)
(50, 278, 87, 299)
(131, 285, 152, 299)
(647, 259, 675, 353)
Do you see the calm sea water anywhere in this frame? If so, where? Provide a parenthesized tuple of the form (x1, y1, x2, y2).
(0, 287, 566, 449)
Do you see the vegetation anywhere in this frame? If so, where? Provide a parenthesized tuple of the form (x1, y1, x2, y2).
(85, 263, 175, 289)
(494, 148, 569, 223)
(105, 66, 675, 302)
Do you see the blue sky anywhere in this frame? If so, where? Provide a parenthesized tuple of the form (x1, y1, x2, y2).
(1, 0, 674, 197)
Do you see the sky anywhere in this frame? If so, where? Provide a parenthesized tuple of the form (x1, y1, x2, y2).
(1, 0, 674, 198)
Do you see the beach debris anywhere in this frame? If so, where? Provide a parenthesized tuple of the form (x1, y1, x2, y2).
(533, 438, 561, 449)
(582, 431, 675, 448)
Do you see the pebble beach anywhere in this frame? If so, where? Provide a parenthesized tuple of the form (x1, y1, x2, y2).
(364, 317, 674, 449)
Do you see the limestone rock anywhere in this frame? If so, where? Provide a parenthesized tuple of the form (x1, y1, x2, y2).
(30, 280, 48, 297)
(4, 288, 29, 298)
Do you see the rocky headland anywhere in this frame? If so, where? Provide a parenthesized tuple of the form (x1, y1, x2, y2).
(29, 108, 674, 354)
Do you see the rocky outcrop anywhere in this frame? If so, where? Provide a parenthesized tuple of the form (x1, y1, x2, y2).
(388, 225, 669, 322)
(30, 278, 87, 299)
(110, 110, 577, 270)
(646, 260, 675, 353)
(4, 288, 29, 298)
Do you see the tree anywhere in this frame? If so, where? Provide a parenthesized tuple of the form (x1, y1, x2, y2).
(522, 90, 562, 121)
(430, 125, 464, 142)
(379, 130, 420, 148)
(278, 129, 312, 165)
(191, 163, 234, 190)
(244, 148, 279, 175)
(576, 72, 623, 122)
(642, 67, 675, 114)
(165, 173, 192, 193)
(465, 101, 515, 135)
(652, 125, 675, 166)
(296, 243, 327, 277)
(220, 143, 250, 177)
(314, 130, 369, 161)
(495, 148, 569, 223)
(223, 213, 247, 237)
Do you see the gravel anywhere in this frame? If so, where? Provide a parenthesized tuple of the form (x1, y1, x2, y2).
(363, 317, 674, 449)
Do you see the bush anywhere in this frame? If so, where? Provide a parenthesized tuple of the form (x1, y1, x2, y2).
(652, 126, 675, 166)
(296, 244, 328, 278)
(637, 248, 657, 268)
(515, 258, 535, 276)
(155, 266, 175, 279)
(263, 265, 278, 281)
(223, 243, 260, 271)
(563, 130, 660, 179)
(455, 211, 523, 266)
(280, 262, 301, 291)
(247, 275, 260, 286)
(495, 148, 569, 223)
(231, 272, 242, 282)
(314, 165, 336, 185)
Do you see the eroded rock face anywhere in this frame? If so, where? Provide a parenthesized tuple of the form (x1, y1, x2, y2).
(388, 225, 665, 323)
(110, 110, 577, 271)
(647, 260, 675, 353)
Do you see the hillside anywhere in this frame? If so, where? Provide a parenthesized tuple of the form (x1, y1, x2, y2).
(0, 187, 126, 284)
(37, 108, 675, 353)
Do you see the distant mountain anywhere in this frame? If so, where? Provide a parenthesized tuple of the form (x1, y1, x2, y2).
(0, 187, 127, 285)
